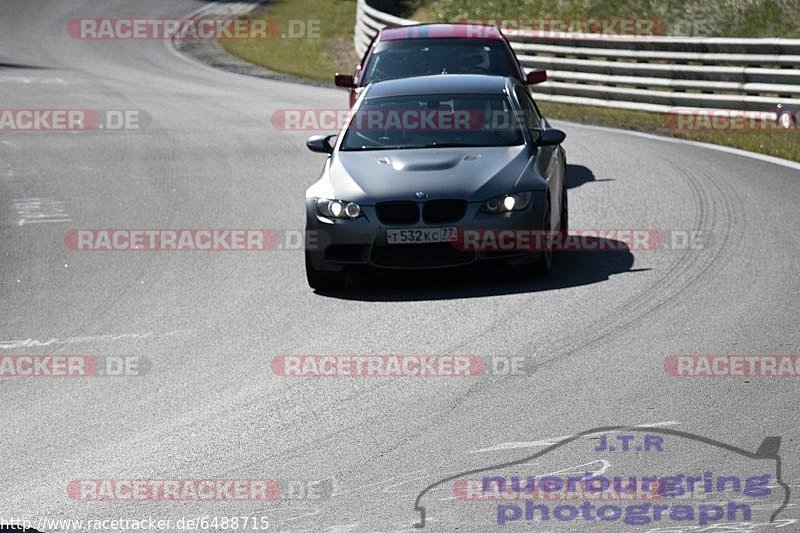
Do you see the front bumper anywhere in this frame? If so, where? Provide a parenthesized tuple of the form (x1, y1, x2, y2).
(305, 193, 547, 272)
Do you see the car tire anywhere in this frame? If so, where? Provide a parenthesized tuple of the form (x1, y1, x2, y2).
(532, 198, 553, 276)
(560, 187, 568, 233)
(305, 251, 345, 291)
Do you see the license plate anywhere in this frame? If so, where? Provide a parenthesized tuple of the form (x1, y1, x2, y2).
(386, 227, 458, 245)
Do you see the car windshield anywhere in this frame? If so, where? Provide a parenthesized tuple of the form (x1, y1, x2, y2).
(361, 39, 515, 85)
(339, 93, 524, 151)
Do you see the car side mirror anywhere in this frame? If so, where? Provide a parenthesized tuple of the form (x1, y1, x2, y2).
(535, 128, 566, 146)
(334, 73, 355, 88)
(306, 134, 336, 154)
(525, 69, 547, 85)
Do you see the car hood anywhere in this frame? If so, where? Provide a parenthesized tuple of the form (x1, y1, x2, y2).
(326, 146, 532, 203)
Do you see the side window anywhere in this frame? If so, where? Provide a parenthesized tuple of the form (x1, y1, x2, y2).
(514, 86, 542, 131)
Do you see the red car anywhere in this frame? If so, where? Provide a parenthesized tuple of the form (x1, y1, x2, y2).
(335, 23, 546, 107)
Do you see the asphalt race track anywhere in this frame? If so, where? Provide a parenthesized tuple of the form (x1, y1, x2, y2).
(1, 1, 799, 531)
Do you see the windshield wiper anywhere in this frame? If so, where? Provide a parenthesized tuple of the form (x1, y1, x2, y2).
(395, 142, 475, 149)
(341, 142, 513, 151)
(340, 145, 403, 152)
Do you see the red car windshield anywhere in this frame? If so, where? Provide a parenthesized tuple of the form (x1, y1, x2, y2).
(361, 38, 516, 85)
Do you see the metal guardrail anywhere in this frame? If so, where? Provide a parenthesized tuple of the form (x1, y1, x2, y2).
(354, 0, 800, 116)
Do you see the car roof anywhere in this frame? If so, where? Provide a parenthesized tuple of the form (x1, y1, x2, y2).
(364, 74, 514, 99)
(378, 23, 504, 41)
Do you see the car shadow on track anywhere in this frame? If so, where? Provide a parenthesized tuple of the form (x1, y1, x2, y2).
(566, 164, 614, 189)
(0, 61, 51, 70)
(322, 237, 643, 301)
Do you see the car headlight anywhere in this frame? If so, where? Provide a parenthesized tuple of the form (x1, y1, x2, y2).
(316, 198, 362, 219)
(481, 192, 532, 214)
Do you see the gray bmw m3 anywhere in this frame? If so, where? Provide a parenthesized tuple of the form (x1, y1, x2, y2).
(304, 74, 567, 290)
